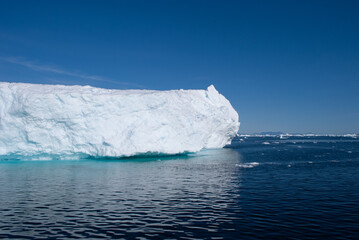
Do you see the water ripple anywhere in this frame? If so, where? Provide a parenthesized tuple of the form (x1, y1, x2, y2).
(1, 139, 359, 239)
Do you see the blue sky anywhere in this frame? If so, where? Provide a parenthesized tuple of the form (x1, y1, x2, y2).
(0, 0, 358, 134)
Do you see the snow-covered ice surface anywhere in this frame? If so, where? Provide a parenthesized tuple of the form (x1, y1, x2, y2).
(0, 82, 239, 157)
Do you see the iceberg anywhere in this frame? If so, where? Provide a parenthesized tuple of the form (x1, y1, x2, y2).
(0, 82, 239, 157)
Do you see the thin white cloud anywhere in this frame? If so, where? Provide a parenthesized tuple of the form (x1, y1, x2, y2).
(0, 56, 144, 88)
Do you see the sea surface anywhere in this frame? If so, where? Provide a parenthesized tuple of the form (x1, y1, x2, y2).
(1, 136, 359, 239)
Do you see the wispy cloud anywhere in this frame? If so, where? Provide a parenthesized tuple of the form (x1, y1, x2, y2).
(0, 56, 144, 88)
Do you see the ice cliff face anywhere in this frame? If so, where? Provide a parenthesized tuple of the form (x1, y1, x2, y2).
(0, 82, 239, 157)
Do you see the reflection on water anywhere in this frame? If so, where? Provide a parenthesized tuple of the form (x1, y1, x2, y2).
(1, 137, 359, 239)
(0, 149, 244, 239)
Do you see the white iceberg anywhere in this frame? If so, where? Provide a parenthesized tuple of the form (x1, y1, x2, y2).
(0, 82, 239, 157)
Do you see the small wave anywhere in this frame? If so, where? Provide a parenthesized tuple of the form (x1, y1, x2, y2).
(236, 162, 259, 168)
(30, 156, 53, 161)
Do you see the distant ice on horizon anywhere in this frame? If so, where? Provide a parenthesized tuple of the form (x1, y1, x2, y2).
(0, 82, 239, 157)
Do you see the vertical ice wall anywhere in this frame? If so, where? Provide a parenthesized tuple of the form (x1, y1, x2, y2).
(0, 82, 239, 157)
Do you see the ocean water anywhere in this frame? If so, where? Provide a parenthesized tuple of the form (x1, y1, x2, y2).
(1, 136, 359, 239)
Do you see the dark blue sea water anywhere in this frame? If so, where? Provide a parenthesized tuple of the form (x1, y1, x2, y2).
(1, 136, 359, 239)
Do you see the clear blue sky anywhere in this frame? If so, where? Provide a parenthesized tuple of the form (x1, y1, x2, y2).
(0, 0, 358, 134)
